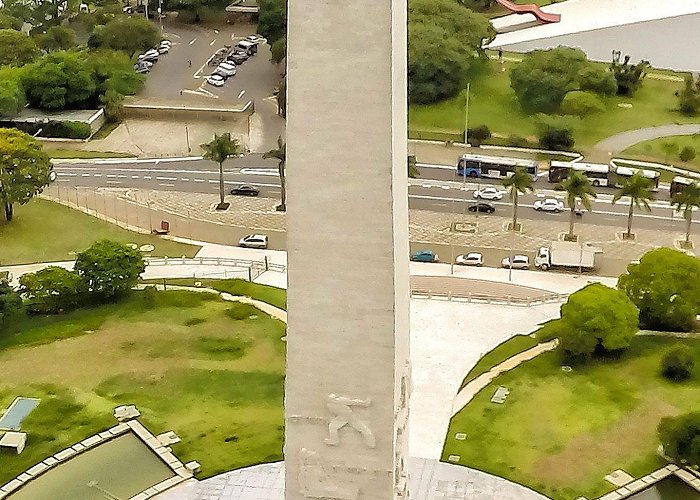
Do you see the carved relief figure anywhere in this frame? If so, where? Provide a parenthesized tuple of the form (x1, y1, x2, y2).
(324, 394, 375, 448)
(298, 448, 359, 500)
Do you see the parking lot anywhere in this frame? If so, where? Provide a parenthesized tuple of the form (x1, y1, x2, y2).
(132, 23, 282, 110)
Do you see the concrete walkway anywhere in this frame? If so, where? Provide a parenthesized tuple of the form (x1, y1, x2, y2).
(450, 339, 559, 417)
(592, 123, 700, 158)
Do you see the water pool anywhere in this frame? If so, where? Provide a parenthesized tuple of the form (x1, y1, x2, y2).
(0, 398, 39, 431)
(628, 475, 700, 500)
(8, 433, 175, 500)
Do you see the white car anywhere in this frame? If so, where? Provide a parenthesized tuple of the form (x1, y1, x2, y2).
(160, 39, 172, 46)
(455, 253, 483, 266)
(207, 74, 225, 87)
(245, 34, 264, 43)
(215, 62, 236, 77)
(239, 234, 268, 249)
(157, 45, 169, 54)
(473, 187, 504, 201)
(502, 255, 530, 269)
(533, 198, 565, 212)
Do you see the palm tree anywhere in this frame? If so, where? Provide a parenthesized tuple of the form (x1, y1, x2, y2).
(557, 170, 596, 239)
(612, 172, 654, 239)
(201, 133, 243, 208)
(501, 167, 533, 230)
(672, 181, 700, 244)
(263, 136, 286, 211)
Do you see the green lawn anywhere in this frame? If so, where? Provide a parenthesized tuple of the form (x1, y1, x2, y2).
(45, 149, 135, 159)
(0, 198, 199, 265)
(459, 334, 539, 389)
(144, 278, 287, 311)
(0, 288, 286, 485)
(444, 335, 700, 500)
(621, 134, 700, 172)
(409, 61, 693, 154)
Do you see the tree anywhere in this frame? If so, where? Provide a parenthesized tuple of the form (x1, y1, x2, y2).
(276, 75, 286, 119)
(0, 12, 24, 30)
(679, 146, 696, 163)
(22, 51, 97, 110)
(501, 167, 533, 230)
(201, 133, 243, 208)
(0, 29, 40, 66)
(0, 66, 26, 117)
(408, 0, 495, 104)
(557, 170, 596, 238)
(270, 35, 286, 64)
(610, 51, 650, 96)
(257, 0, 286, 45)
(560, 91, 605, 117)
(408, 155, 420, 178)
(612, 171, 654, 239)
(74, 240, 145, 300)
(467, 125, 491, 147)
(618, 248, 700, 331)
(510, 47, 588, 113)
(555, 283, 638, 360)
(578, 66, 617, 96)
(661, 141, 679, 162)
(538, 127, 574, 151)
(661, 346, 695, 382)
(19, 266, 86, 315)
(658, 412, 700, 467)
(0, 281, 22, 329)
(36, 25, 76, 52)
(263, 136, 287, 211)
(101, 87, 124, 122)
(0, 128, 53, 221)
(97, 16, 160, 56)
(672, 180, 700, 244)
(678, 74, 700, 116)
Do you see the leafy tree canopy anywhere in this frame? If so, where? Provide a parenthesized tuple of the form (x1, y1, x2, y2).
(658, 412, 700, 467)
(257, 0, 286, 45)
(0, 281, 22, 329)
(618, 248, 700, 332)
(19, 266, 86, 315)
(22, 51, 97, 110)
(35, 25, 77, 52)
(555, 283, 639, 360)
(0, 66, 26, 118)
(94, 16, 160, 56)
(74, 240, 145, 299)
(0, 29, 40, 67)
(0, 128, 53, 222)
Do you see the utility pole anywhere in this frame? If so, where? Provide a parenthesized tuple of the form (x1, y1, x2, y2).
(463, 82, 470, 147)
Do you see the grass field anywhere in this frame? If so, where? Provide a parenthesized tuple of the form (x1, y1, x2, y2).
(0, 198, 199, 265)
(444, 335, 700, 500)
(45, 149, 135, 159)
(621, 134, 700, 172)
(409, 61, 693, 154)
(459, 334, 539, 389)
(0, 288, 286, 485)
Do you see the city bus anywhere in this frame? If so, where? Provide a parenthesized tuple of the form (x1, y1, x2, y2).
(670, 176, 696, 197)
(548, 161, 610, 187)
(612, 166, 661, 190)
(457, 154, 539, 180)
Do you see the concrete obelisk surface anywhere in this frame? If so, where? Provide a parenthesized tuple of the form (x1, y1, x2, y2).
(285, 0, 410, 498)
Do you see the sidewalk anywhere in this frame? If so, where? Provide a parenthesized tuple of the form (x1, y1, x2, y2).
(40, 185, 689, 278)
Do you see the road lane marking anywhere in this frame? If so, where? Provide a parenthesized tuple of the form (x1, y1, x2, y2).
(106, 174, 117, 178)
(93, 174, 102, 177)
(82, 173, 90, 177)
(194, 179, 205, 183)
(106, 180, 122, 184)
(132, 175, 140, 179)
(189, 38, 197, 45)
(156, 176, 177, 181)
(181, 178, 190, 181)
(240, 168, 277, 176)
(144, 176, 152, 179)
(158, 183, 175, 187)
(237, 90, 246, 98)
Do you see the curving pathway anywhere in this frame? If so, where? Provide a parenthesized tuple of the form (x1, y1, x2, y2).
(592, 123, 700, 157)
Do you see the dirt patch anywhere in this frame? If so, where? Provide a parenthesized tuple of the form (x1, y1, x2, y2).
(532, 398, 680, 486)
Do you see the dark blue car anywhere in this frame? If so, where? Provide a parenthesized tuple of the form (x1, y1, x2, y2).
(411, 250, 438, 263)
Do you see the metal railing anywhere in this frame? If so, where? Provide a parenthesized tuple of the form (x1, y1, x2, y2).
(145, 256, 286, 281)
(410, 288, 567, 306)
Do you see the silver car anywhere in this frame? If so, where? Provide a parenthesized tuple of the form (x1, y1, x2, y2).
(455, 252, 483, 266)
(502, 255, 530, 269)
(239, 234, 268, 249)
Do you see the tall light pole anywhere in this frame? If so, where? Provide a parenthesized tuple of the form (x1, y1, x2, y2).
(463, 82, 470, 147)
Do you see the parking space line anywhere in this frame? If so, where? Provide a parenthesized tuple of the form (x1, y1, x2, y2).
(194, 179, 205, 183)
(237, 90, 246, 98)
(209, 39, 216, 46)
(189, 38, 197, 45)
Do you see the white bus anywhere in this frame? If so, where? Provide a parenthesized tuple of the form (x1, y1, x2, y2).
(457, 154, 539, 180)
(613, 166, 660, 190)
(548, 161, 610, 187)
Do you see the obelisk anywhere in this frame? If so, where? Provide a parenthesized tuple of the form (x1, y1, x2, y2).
(284, 0, 410, 498)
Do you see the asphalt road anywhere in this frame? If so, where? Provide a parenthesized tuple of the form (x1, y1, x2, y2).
(51, 157, 693, 232)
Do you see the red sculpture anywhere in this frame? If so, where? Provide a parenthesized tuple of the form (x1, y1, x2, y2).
(494, 0, 561, 23)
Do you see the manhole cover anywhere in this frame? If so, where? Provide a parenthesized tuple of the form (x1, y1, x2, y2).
(139, 244, 155, 252)
(451, 221, 477, 233)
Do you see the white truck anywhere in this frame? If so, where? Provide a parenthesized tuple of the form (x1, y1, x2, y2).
(535, 241, 598, 271)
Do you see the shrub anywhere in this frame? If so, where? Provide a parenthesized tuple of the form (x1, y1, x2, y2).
(467, 125, 491, 147)
(679, 146, 696, 163)
(658, 412, 700, 466)
(142, 285, 158, 308)
(539, 127, 574, 151)
(678, 75, 700, 116)
(43, 121, 91, 139)
(19, 266, 86, 315)
(74, 240, 145, 300)
(226, 303, 260, 320)
(0, 281, 22, 328)
(506, 134, 530, 148)
(661, 346, 695, 381)
(561, 91, 605, 117)
(578, 66, 617, 96)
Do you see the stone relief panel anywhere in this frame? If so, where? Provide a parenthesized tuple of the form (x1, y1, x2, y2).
(324, 394, 375, 449)
(298, 448, 360, 500)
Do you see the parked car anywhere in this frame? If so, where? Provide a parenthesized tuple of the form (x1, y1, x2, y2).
(236, 39, 258, 55)
(230, 185, 259, 196)
(207, 74, 225, 87)
(245, 34, 264, 44)
(138, 49, 159, 62)
(156, 44, 169, 54)
(502, 255, 530, 269)
(215, 62, 236, 77)
(473, 187, 504, 200)
(160, 39, 172, 47)
(468, 202, 495, 214)
(455, 253, 483, 266)
(411, 250, 438, 263)
(134, 62, 150, 73)
(227, 53, 248, 65)
(239, 234, 268, 249)
(533, 198, 564, 212)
